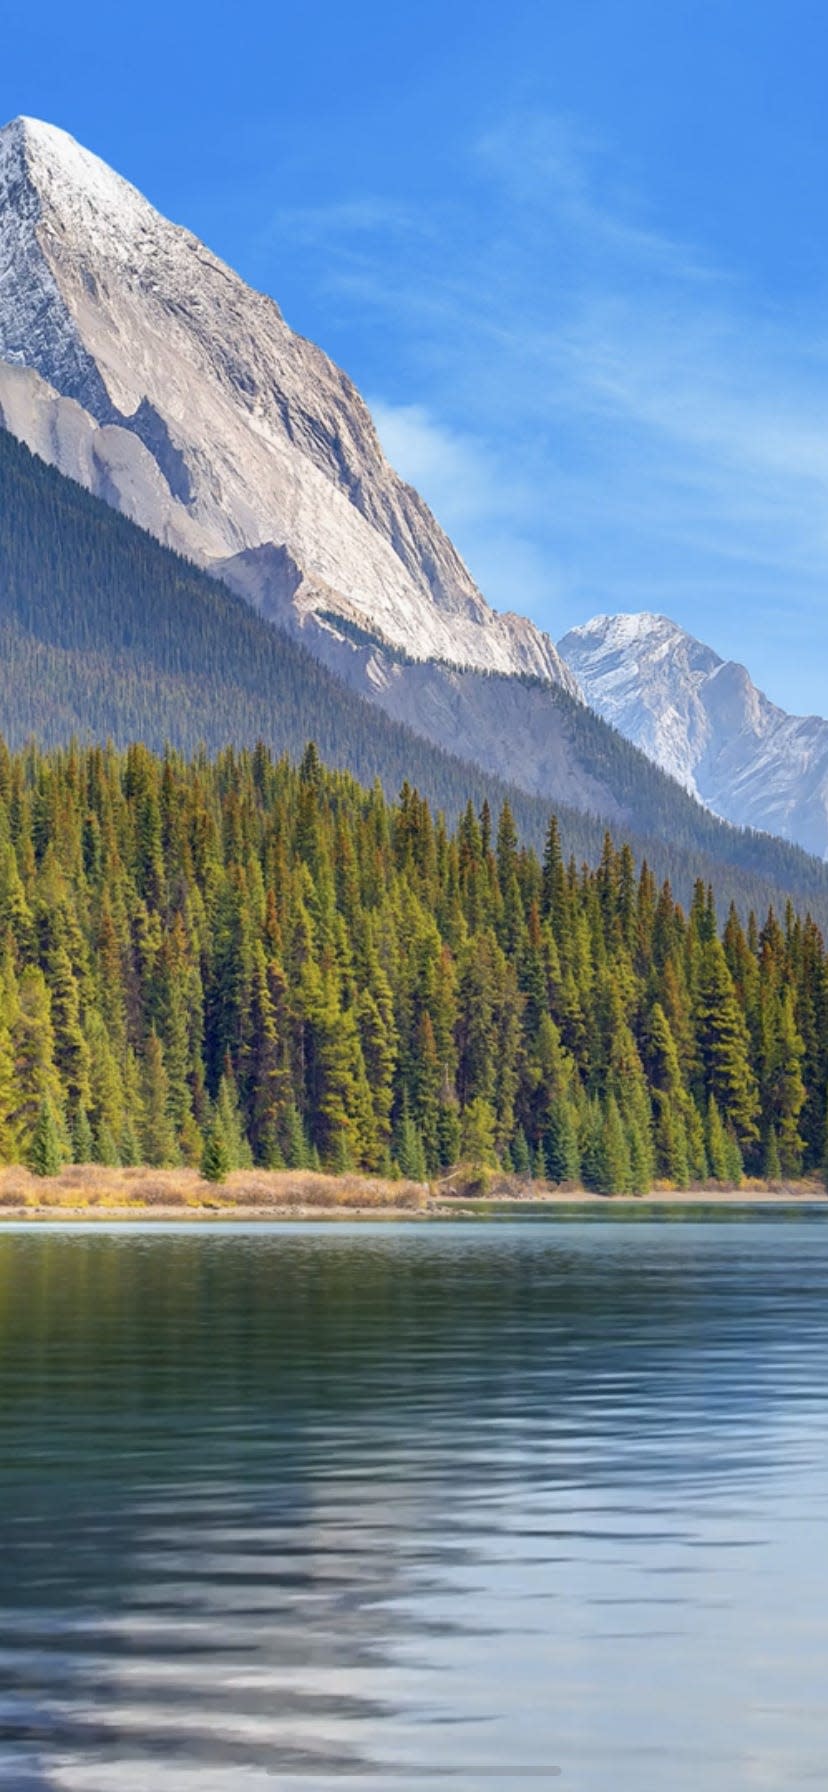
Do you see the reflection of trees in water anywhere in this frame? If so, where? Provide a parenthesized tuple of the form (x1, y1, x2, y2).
(1, 1225, 827, 1781)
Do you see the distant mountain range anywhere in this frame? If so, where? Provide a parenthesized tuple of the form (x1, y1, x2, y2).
(1, 115, 828, 886)
(559, 613, 828, 860)
(4, 411, 828, 931)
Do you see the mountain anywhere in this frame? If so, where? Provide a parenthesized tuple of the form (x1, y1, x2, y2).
(5, 117, 828, 917)
(559, 612, 828, 860)
(4, 424, 828, 931)
(0, 114, 577, 696)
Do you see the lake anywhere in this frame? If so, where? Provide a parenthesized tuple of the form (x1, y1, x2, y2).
(1, 1218, 827, 1790)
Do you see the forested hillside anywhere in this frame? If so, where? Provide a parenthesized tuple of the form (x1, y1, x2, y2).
(3, 427, 828, 928)
(0, 739, 823, 1192)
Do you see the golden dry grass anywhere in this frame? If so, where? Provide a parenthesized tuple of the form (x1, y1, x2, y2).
(0, 1163, 429, 1213)
(0, 1163, 822, 1216)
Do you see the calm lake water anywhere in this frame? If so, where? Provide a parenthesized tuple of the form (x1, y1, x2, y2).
(1, 1218, 828, 1791)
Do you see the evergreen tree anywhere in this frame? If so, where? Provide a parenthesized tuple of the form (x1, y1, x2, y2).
(216, 1069, 253, 1170)
(72, 1106, 94, 1164)
(510, 1125, 531, 1174)
(545, 1098, 581, 1184)
(396, 1104, 428, 1181)
(695, 936, 760, 1154)
(706, 1095, 730, 1183)
(140, 1031, 178, 1167)
(461, 1097, 498, 1169)
(0, 731, 817, 1197)
(282, 1102, 310, 1170)
(201, 1111, 231, 1184)
(94, 1119, 120, 1167)
(29, 1098, 63, 1176)
(119, 1117, 141, 1167)
(600, 1096, 633, 1195)
(764, 1125, 782, 1181)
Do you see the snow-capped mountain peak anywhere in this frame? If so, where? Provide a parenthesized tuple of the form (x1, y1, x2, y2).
(559, 610, 828, 859)
(0, 115, 578, 693)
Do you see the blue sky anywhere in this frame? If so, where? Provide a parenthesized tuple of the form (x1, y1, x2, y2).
(3, 0, 828, 710)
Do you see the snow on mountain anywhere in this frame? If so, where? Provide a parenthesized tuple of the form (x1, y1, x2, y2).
(559, 611, 828, 859)
(0, 116, 578, 693)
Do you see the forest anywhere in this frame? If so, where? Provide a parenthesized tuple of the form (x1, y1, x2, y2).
(0, 736, 821, 1193)
(3, 422, 828, 929)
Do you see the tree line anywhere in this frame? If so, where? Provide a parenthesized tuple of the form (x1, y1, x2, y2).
(3, 421, 828, 931)
(0, 736, 822, 1191)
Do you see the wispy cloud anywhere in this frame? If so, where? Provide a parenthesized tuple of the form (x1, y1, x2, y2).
(267, 194, 422, 245)
(259, 112, 828, 711)
(370, 398, 567, 615)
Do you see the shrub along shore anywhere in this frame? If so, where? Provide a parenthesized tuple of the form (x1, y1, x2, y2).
(0, 1164, 824, 1220)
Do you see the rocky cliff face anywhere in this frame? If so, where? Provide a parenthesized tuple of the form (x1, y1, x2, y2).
(559, 612, 828, 859)
(0, 116, 578, 692)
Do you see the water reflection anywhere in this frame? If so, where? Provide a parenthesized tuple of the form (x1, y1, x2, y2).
(0, 1222, 827, 1789)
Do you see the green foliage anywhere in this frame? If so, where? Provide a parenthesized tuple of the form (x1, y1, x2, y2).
(510, 1126, 531, 1174)
(599, 1096, 633, 1196)
(2, 423, 828, 929)
(201, 1112, 231, 1184)
(545, 1099, 581, 1184)
(72, 1106, 94, 1164)
(461, 1098, 499, 1169)
(764, 1126, 782, 1181)
(0, 735, 817, 1190)
(705, 1096, 731, 1183)
(140, 1031, 178, 1168)
(396, 1104, 428, 1181)
(94, 1120, 120, 1167)
(28, 1097, 63, 1177)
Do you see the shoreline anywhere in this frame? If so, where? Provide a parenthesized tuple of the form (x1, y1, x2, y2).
(2, 1185, 826, 1223)
(0, 1163, 825, 1224)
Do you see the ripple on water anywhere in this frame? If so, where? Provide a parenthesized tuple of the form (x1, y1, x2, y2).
(0, 1220, 827, 1790)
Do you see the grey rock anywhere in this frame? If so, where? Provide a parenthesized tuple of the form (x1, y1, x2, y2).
(560, 611, 828, 859)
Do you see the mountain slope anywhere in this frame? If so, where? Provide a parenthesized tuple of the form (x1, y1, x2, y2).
(559, 612, 828, 859)
(0, 115, 577, 692)
(3, 425, 828, 930)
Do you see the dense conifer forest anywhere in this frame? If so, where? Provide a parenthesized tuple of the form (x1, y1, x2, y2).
(3, 425, 828, 929)
(0, 737, 823, 1193)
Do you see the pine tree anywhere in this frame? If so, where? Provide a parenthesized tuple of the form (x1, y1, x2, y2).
(396, 1103, 427, 1181)
(706, 1095, 730, 1183)
(580, 1098, 605, 1192)
(628, 1119, 652, 1194)
(94, 1120, 120, 1167)
(461, 1097, 498, 1169)
(0, 1007, 21, 1163)
(654, 1095, 690, 1187)
(140, 1030, 178, 1167)
(216, 1069, 253, 1170)
(764, 1125, 782, 1181)
(29, 1098, 63, 1177)
(724, 1126, 744, 1187)
(282, 1102, 310, 1169)
(545, 1098, 581, 1184)
(599, 1096, 633, 1195)
(685, 1101, 709, 1183)
(695, 936, 760, 1154)
(72, 1106, 94, 1164)
(436, 1096, 462, 1168)
(510, 1126, 531, 1174)
(763, 990, 806, 1176)
(119, 1117, 141, 1167)
(201, 1111, 231, 1184)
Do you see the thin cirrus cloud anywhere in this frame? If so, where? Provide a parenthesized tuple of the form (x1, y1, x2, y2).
(264, 112, 828, 713)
